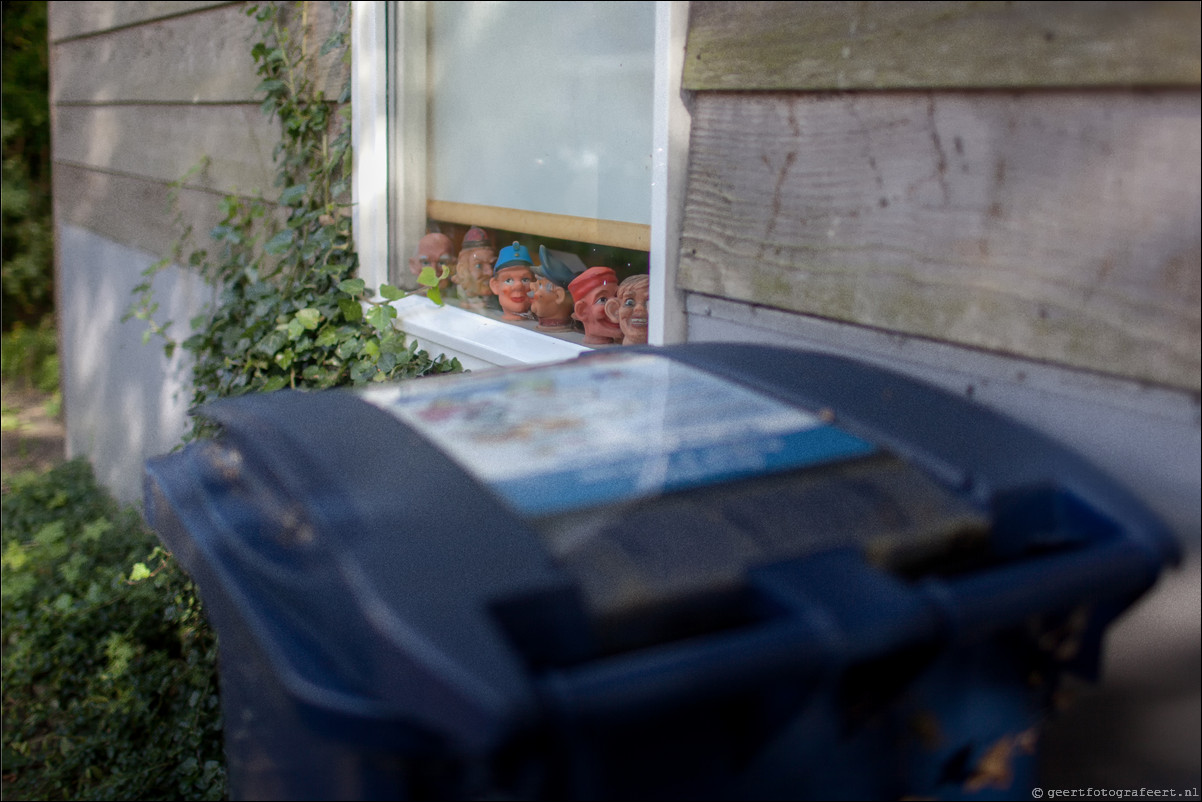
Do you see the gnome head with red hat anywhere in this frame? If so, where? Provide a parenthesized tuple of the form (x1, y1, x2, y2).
(568, 266, 623, 345)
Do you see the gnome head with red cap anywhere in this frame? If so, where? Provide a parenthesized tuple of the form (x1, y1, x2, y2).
(568, 266, 622, 344)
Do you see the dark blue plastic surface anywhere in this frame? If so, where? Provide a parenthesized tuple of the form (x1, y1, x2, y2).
(144, 343, 1178, 800)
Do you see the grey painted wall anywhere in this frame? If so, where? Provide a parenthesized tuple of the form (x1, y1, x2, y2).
(57, 224, 207, 503)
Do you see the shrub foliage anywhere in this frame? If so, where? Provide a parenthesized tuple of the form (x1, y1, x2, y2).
(1, 0, 54, 329)
(1, 460, 224, 800)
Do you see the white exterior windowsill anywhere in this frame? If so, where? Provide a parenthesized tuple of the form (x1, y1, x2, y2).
(389, 293, 590, 371)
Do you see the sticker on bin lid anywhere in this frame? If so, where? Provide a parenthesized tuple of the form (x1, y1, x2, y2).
(360, 352, 876, 517)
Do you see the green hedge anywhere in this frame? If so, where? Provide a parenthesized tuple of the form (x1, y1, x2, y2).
(1, 459, 225, 800)
(1, 318, 59, 393)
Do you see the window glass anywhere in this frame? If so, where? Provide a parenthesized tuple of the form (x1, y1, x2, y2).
(428, 1, 656, 225)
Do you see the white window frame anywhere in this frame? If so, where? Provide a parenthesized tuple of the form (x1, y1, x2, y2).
(352, 1, 689, 369)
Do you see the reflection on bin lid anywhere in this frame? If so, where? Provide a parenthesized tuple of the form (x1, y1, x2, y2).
(359, 352, 877, 518)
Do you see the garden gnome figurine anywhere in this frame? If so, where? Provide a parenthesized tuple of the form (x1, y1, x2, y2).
(452, 226, 497, 309)
(568, 266, 622, 345)
(605, 273, 650, 345)
(531, 245, 577, 332)
(489, 241, 537, 321)
(408, 232, 455, 291)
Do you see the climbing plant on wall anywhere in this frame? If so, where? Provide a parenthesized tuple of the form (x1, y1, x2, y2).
(128, 1, 458, 437)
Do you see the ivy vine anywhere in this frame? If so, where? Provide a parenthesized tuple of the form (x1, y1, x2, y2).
(127, 0, 458, 438)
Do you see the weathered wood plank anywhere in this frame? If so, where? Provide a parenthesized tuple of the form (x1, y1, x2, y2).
(52, 1, 349, 104)
(677, 90, 1201, 391)
(49, 1, 232, 42)
(52, 161, 256, 264)
(685, 1, 1202, 90)
(54, 104, 281, 198)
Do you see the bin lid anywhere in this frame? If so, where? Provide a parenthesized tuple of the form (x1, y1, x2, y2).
(359, 352, 878, 518)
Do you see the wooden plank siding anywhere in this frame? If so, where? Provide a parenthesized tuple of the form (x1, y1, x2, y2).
(678, 1, 1201, 392)
(684, 1, 1202, 91)
(55, 104, 280, 197)
(50, 1, 348, 257)
(51, 2, 347, 104)
(54, 162, 248, 266)
(48, 1, 232, 42)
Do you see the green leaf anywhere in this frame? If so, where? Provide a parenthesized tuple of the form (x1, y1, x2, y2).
(427, 285, 443, 306)
(264, 230, 294, 254)
(255, 78, 286, 94)
(337, 296, 362, 323)
(278, 184, 308, 205)
(314, 325, 339, 347)
(379, 283, 404, 301)
(129, 563, 152, 582)
(262, 374, 288, 392)
(365, 304, 396, 333)
(416, 266, 441, 288)
(255, 330, 288, 357)
(295, 308, 321, 330)
(338, 278, 366, 296)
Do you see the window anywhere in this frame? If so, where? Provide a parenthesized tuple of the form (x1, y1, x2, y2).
(352, 1, 689, 369)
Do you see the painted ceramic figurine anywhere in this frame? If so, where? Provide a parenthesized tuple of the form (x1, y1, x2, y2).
(531, 245, 577, 332)
(452, 226, 497, 309)
(568, 265, 622, 345)
(605, 273, 650, 345)
(489, 242, 537, 321)
(408, 231, 455, 291)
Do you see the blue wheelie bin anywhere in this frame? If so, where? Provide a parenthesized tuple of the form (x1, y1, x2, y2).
(144, 343, 1179, 800)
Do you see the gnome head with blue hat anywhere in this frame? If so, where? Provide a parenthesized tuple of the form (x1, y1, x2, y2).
(489, 241, 537, 320)
(530, 244, 578, 331)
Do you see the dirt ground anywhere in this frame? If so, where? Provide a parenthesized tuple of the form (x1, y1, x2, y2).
(1, 380, 66, 488)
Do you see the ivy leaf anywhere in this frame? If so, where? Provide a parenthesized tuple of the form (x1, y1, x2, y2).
(337, 296, 362, 323)
(416, 266, 440, 289)
(379, 283, 404, 301)
(255, 78, 286, 94)
(338, 278, 366, 296)
(287, 318, 305, 339)
(256, 330, 288, 356)
(351, 360, 375, 384)
(314, 325, 338, 347)
(128, 563, 151, 583)
(365, 304, 396, 333)
(427, 286, 443, 306)
(295, 308, 321, 330)
(264, 230, 294, 254)
(362, 340, 381, 360)
(278, 184, 308, 206)
(262, 374, 288, 393)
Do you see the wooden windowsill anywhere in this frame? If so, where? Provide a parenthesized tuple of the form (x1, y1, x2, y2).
(427, 200, 651, 252)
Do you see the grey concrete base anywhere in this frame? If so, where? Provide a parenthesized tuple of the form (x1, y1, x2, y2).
(57, 223, 207, 504)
